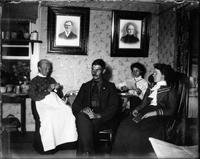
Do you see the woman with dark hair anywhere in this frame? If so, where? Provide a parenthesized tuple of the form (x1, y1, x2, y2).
(130, 62, 146, 78)
(112, 63, 177, 155)
(117, 62, 148, 113)
(117, 62, 148, 101)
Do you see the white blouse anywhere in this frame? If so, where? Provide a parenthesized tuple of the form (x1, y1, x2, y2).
(117, 76, 148, 100)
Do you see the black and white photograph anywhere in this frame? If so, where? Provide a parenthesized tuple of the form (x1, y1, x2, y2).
(119, 20, 142, 49)
(111, 10, 151, 57)
(0, 0, 199, 159)
(47, 6, 90, 55)
(55, 15, 80, 47)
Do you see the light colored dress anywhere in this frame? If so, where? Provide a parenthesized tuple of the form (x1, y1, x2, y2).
(36, 92, 78, 151)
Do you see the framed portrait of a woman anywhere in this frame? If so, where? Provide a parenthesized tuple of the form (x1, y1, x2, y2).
(119, 20, 142, 49)
(111, 10, 151, 57)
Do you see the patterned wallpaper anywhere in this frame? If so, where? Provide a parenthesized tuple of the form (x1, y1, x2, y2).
(4, 2, 177, 131)
(40, 3, 160, 93)
(158, 9, 176, 68)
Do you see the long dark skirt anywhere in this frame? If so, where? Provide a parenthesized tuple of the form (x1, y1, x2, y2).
(112, 107, 165, 155)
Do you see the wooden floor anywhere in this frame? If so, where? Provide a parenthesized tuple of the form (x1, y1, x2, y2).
(2, 131, 157, 159)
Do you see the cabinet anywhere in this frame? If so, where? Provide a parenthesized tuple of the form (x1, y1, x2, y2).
(1, 20, 41, 86)
(1, 20, 30, 58)
(188, 10, 198, 118)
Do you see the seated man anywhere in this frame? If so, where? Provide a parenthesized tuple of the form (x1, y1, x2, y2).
(72, 59, 119, 155)
(28, 59, 77, 153)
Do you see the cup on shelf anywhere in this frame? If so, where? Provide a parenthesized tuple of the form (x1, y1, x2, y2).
(5, 31, 10, 40)
(11, 32, 17, 39)
(2, 31, 4, 40)
(23, 32, 30, 39)
(14, 85, 21, 94)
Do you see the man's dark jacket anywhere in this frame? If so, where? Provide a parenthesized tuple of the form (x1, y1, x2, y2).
(58, 31, 77, 39)
(72, 80, 119, 123)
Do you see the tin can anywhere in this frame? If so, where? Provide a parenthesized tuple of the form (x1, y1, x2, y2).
(5, 31, 10, 40)
(31, 31, 38, 40)
(15, 85, 20, 94)
(2, 31, 4, 39)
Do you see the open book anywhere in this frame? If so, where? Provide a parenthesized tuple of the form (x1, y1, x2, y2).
(149, 137, 198, 158)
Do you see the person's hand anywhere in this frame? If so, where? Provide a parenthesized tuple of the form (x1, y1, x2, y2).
(141, 111, 157, 119)
(82, 107, 94, 118)
(121, 86, 129, 92)
(132, 109, 139, 117)
(81, 107, 101, 119)
(49, 83, 56, 90)
(49, 83, 61, 92)
(54, 83, 61, 90)
(47, 84, 54, 92)
(91, 113, 101, 119)
(135, 88, 142, 95)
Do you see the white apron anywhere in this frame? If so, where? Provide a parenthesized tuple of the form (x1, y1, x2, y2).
(35, 92, 78, 151)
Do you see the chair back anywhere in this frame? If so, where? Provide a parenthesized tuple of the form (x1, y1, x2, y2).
(64, 90, 113, 153)
(31, 100, 45, 153)
(165, 72, 189, 145)
(31, 100, 40, 131)
(63, 90, 79, 106)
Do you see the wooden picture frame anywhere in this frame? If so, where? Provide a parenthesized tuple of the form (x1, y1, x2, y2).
(111, 10, 151, 57)
(47, 6, 90, 55)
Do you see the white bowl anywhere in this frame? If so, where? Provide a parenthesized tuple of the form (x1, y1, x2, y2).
(6, 84, 13, 93)
(0, 86, 7, 93)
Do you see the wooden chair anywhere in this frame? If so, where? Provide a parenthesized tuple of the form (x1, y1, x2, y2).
(31, 100, 44, 153)
(64, 90, 114, 153)
(165, 72, 189, 145)
(97, 129, 113, 153)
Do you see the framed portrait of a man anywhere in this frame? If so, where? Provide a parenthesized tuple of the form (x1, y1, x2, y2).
(56, 16, 80, 47)
(111, 10, 151, 57)
(48, 7, 90, 55)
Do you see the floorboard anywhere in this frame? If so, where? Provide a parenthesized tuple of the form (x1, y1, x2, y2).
(2, 131, 157, 159)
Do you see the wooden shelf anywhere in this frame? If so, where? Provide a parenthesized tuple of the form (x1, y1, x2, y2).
(2, 39, 42, 45)
(2, 39, 42, 53)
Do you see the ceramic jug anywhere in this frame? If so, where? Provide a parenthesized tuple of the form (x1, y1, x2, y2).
(30, 30, 38, 40)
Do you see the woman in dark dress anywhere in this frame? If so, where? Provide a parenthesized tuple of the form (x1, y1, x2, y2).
(112, 63, 178, 155)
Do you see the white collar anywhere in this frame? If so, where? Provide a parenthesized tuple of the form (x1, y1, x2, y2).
(134, 76, 142, 82)
(65, 31, 71, 37)
(151, 80, 167, 91)
(149, 80, 167, 106)
(38, 73, 46, 77)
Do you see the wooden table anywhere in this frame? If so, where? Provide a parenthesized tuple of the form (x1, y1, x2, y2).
(118, 92, 136, 110)
(118, 92, 141, 111)
(1, 93, 29, 135)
